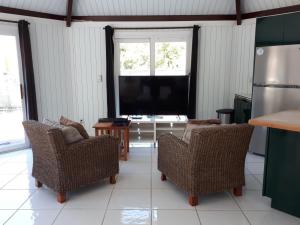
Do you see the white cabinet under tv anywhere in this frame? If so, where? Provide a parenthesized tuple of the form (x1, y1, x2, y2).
(125, 115, 188, 147)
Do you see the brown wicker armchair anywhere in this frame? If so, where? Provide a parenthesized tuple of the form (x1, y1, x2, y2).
(23, 120, 119, 203)
(158, 123, 254, 206)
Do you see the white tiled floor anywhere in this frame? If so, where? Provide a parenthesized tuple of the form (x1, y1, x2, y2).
(0, 148, 300, 225)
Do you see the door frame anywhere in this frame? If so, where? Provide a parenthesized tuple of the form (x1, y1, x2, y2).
(0, 22, 29, 151)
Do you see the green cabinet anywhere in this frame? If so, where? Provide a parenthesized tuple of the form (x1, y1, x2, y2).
(283, 13, 300, 44)
(256, 12, 300, 46)
(256, 17, 284, 46)
(263, 128, 300, 218)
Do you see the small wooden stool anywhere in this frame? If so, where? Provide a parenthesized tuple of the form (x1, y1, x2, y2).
(93, 122, 131, 161)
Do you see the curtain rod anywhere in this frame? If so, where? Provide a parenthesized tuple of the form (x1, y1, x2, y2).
(104, 26, 195, 30)
(0, 19, 18, 24)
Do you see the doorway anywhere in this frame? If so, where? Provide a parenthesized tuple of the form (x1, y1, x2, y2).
(0, 24, 27, 153)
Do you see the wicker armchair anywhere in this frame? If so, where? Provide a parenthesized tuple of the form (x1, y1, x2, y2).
(158, 123, 254, 206)
(23, 120, 119, 203)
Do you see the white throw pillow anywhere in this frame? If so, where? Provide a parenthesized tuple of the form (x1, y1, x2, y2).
(43, 118, 63, 128)
(43, 118, 84, 144)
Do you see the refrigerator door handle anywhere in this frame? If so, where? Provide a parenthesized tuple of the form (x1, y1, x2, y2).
(253, 83, 300, 89)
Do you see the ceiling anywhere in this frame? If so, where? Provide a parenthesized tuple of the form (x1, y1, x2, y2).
(0, 0, 299, 16)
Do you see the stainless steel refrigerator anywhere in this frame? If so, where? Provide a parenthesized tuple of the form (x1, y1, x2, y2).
(249, 44, 300, 155)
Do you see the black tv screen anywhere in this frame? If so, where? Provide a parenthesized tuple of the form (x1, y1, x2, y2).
(119, 76, 189, 115)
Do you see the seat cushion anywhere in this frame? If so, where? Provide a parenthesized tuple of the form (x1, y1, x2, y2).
(182, 123, 217, 143)
(43, 118, 84, 144)
(59, 116, 89, 139)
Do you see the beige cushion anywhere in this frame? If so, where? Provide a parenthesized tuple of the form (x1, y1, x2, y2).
(60, 116, 89, 139)
(43, 118, 84, 144)
(61, 126, 84, 144)
(182, 123, 216, 143)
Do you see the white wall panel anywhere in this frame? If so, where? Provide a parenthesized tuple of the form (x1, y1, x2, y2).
(196, 25, 233, 119)
(29, 21, 106, 134)
(197, 20, 256, 119)
(229, 21, 256, 103)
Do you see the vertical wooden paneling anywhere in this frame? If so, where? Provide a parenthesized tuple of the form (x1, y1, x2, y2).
(196, 21, 256, 119)
(229, 22, 256, 103)
(196, 25, 233, 119)
(30, 22, 106, 134)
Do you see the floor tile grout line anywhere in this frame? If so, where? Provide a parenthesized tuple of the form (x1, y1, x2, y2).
(230, 191, 253, 225)
(195, 207, 203, 225)
(100, 178, 116, 225)
(0, 162, 32, 190)
(3, 209, 18, 224)
(51, 202, 67, 225)
(3, 188, 37, 224)
(150, 146, 154, 225)
(0, 173, 20, 190)
(251, 173, 263, 185)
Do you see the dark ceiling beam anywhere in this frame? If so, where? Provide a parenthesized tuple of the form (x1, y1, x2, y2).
(72, 14, 236, 22)
(66, 0, 73, 27)
(0, 6, 65, 20)
(235, 0, 242, 25)
(0, 5, 300, 23)
(242, 4, 300, 19)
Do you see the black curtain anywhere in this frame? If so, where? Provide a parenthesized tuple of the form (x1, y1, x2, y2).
(104, 25, 116, 118)
(187, 25, 200, 119)
(18, 20, 38, 120)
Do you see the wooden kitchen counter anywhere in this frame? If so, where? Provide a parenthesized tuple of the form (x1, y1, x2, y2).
(248, 110, 300, 132)
(249, 109, 300, 218)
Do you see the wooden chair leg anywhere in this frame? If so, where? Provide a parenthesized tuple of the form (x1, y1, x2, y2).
(233, 186, 243, 196)
(35, 179, 42, 188)
(188, 195, 198, 206)
(161, 173, 167, 181)
(57, 192, 66, 203)
(110, 175, 116, 184)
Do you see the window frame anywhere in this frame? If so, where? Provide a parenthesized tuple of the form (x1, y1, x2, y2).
(0, 23, 29, 151)
(114, 29, 192, 76)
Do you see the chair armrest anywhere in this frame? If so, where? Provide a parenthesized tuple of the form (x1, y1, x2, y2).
(47, 128, 67, 153)
(188, 119, 221, 125)
(158, 134, 189, 172)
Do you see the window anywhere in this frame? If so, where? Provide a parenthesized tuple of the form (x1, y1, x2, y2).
(116, 31, 191, 76)
(119, 42, 150, 76)
(155, 42, 186, 75)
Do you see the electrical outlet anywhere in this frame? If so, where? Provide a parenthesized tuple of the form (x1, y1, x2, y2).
(80, 119, 84, 125)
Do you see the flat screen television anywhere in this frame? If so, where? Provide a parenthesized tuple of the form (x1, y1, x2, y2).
(119, 76, 189, 115)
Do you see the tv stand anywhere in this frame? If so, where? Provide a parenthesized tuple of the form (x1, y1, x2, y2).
(124, 115, 188, 147)
(131, 115, 143, 120)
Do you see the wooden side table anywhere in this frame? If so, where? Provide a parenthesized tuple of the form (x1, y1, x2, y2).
(93, 121, 131, 161)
